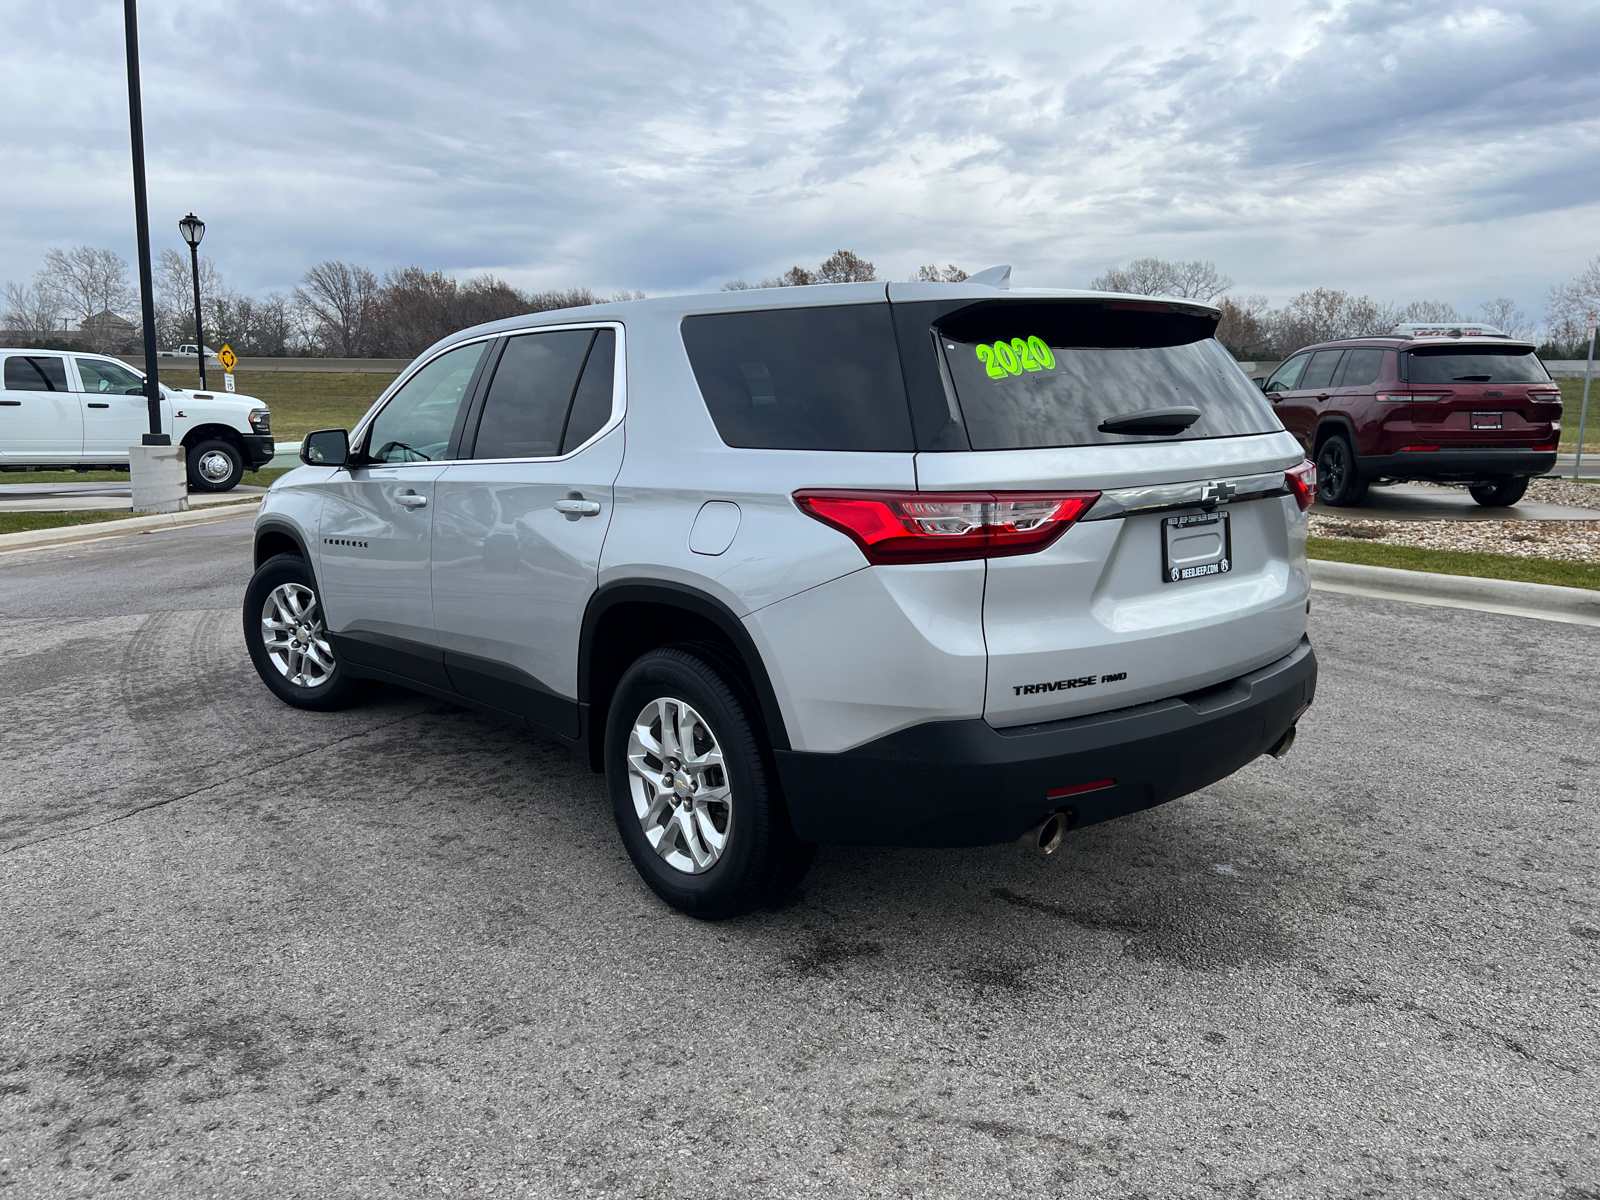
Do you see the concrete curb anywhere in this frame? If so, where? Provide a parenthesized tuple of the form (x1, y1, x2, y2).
(0, 499, 261, 554)
(1308, 558, 1600, 626)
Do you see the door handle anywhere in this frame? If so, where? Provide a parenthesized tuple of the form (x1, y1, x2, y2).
(554, 494, 602, 518)
(1316, 393, 1331, 401)
(396, 491, 428, 509)
(88, 402, 110, 409)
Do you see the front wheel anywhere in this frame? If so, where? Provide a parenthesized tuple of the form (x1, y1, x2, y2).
(1468, 476, 1529, 507)
(605, 646, 815, 919)
(187, 437, 244, 492)
(1316, 435, 1368, 507)
(243, 553, 372, 710)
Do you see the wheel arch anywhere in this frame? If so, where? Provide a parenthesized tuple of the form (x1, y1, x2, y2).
(1312, 415, 1359, 459)
(254, 518, 310, 569)
(181, 422, 248, 454)
(579, 580, 791, 774)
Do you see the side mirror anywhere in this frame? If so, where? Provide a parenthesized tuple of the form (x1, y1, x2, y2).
(301, 428, 351, 467)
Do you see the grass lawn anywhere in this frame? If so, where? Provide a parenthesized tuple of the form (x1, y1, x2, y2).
(0, 466, 296, 487)
(1557, 378, 1600, 455)
(1308, 536, 1600, 591)
(0, 500, 258, 537)
(157, 368, 397, 442)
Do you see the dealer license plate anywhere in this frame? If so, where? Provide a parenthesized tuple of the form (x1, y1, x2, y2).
(1161, 510, 1232, 583)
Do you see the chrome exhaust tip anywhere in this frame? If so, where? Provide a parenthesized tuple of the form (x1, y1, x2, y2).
(1026, 811, 1067, 855)
(1267, 725, 1297, 760)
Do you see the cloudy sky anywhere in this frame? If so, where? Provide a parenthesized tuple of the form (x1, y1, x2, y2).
(3, 0, 1598, 318)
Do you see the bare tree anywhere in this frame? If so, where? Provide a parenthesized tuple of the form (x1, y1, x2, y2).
(761, 265, 817, 288)
(816, 249, 876, 284)
(914, 264, 969, 282)
(1090, 257, 1232, 300)
(1472, 298, 1533, 340)
(1266, 288, 1397, 353)
(294, 261, 379, 357)
(3, 280, 65, 342)
(721, 279, 756, 291)
(1546, 256, 1600, 355)
(154, 247, 231, 350)
(1397, 299, 1461, 324)
(1214, 294, 1272, 358)
(522, 286, 600, 313)
(37, 246, 136, 350)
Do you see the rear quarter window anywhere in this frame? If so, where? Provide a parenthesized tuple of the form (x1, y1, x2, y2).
(681, 304, 913, 452)
(934, 301, 1280, 450)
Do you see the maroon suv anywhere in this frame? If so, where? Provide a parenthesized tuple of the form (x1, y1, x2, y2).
(1257, 324, 1561, 507)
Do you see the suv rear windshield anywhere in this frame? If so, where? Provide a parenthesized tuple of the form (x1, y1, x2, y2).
(681, 304, 913, 452)
(934, 301, 1279, 450)
(1403, 345, 1549, 384)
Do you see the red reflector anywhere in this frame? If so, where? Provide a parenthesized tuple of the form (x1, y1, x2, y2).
(1291, 701, 1311, 721)
(1399, 445, 1439, 452)
(1284, 459, 1316, 511)
(1532, 443, 1557, 451)
(794, 489, 1100, 564)
(1046, 778, 1115, 801)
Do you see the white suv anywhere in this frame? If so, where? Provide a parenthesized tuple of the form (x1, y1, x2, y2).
(0, 349, 273, 490)
(245, 276, 1319, 918)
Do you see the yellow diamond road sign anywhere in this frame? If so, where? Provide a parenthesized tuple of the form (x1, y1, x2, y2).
(218, 344, 237, 373)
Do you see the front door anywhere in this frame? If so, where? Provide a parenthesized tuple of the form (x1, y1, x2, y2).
(431, 326, 622, 738)
(1, 354, 80, 463)
(74, 356, 158, 455)
(315, 339, 491, 687)
(1274, 348, 1345, 452)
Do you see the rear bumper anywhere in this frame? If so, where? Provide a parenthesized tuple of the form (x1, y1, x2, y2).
(1361, 448, 1556, 481)
(242, 434, 276, 470)
(774, 637, 1317, 847)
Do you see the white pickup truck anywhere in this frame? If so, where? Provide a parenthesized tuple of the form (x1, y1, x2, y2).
(0, 348, 274, 491)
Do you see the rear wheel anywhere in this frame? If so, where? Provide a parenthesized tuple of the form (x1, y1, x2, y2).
(1468, 476, 1529, 507)
(187, 437, 243, 492)
(243, 553, 372, 710)
(1316, 435, 1368, 507)
(605, 646, 814, 919)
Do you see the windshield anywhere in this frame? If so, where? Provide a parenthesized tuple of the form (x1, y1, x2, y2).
(936, 301, 1280, 450)
(1405, 346, 1549, 384)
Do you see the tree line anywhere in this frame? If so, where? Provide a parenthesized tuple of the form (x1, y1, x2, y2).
(5, 244, 1597, 361)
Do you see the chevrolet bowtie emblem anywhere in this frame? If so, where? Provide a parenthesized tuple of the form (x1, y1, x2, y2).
(1200, 481, 1236, 504)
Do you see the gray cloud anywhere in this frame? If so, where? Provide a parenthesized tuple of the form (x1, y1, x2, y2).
(1, 0, 1596, 316)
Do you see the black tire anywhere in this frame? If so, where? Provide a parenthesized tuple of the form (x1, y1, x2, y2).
(1468, 476, 1529, 507)
(242, 553, 372, 711)
(605, 646, 815, 920)
(1316, 434, 1368, 507)
(187, 437, 244, 492)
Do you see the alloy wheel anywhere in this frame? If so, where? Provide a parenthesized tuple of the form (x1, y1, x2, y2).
(626, 697, 733, 874)
(260, 582, 335, 688)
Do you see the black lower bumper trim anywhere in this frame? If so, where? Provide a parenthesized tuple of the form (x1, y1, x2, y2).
(242, 434, 276, 469)
(774, 638, 1317, 847)
(1361, 449, 1556, 481)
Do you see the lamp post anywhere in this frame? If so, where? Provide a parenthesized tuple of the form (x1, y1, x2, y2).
(122, 0, 165, 444)
(179, 212, 207, 390)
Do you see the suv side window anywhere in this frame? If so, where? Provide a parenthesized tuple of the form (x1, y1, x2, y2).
(4, 356, 68, 391)
(1299, 349, 1345, 391)
(682, 304, 913, 451)
(1264, 354, 1307, 394)
(1334, 347, 1384, 388)
(365, 341, 488, 463)
(561, 330, 616, 453)
(75, 357, 145, 394)
(470, 329, 593, 460)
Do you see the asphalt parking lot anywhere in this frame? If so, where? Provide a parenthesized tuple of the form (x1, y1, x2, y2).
(2, 518, 1597, 1199)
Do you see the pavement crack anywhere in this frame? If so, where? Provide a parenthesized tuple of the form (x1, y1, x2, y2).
(1, 710, 425, 858)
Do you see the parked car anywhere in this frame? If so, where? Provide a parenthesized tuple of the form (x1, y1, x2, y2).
(160, 344, 219, 358)
(1257, 323, 1561, 507)
(244, 276, 1318, 918)
(0, 349, 273, 490)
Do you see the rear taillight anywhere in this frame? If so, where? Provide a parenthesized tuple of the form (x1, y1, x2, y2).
(794, 489, 1100, 564)
(1285, 460, 1316, 512)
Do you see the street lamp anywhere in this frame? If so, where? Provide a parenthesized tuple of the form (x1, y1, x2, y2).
(179, 212, 207, 389)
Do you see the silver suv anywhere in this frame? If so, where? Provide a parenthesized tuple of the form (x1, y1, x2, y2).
(245, 273, 1319, 918)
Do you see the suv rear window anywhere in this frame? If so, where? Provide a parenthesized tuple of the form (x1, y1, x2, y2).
(681, 304, 913, 452)
(1404, 345, 1549, 384)
(935, 301, 1279, 450)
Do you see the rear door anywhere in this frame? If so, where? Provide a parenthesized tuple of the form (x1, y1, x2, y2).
(1324, 346, 1387, 454)
(1, 354, 80, 462)
(893, 294, 1308, 728)
(430, 325, 623, 738)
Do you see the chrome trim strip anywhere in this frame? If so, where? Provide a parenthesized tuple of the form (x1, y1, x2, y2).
(1083, 470, 1288, 521)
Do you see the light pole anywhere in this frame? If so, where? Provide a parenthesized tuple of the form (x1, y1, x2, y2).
(123, 0, 165, 444)
(179, 212, 207, 390)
